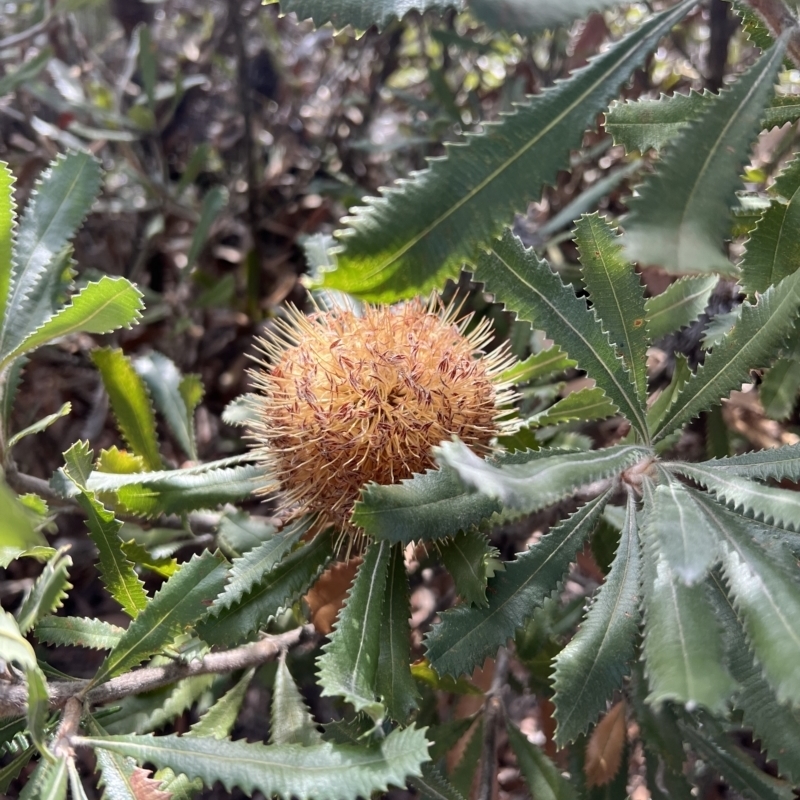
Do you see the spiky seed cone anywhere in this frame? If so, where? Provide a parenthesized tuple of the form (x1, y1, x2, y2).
(247, 298, 517, 537)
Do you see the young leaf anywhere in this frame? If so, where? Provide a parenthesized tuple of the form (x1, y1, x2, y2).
(0, 274, 143, 370)
(0, 162, 14, 332)
(695, 493, 800, 707)
(499, 345, 576, 385)
(436, 439, 649, 513)
(92, 347, 161, 471)
(271, 657, 322, 746)
(522, 387, 617, 429)
(324, 0, 696, 301)
(9, 401, 71, 448)
(79, 724, 431, 800)
(0, 152, 102, 358)
(278, 0, 461, 31)
(134, 352, 203, 461)
(574, 214, 648, 401)
(318, 540, 391, 722)
(507, 722, 577, 800)
(0, 480, 48, 568)
(644, 275, 717, 341)
(34, 615, 124, 650)
(91, 550, 228, 686)
(623, 36, 787, 274)
(16, 549, 73, 634)
(353, 465, 501, 544)
(438, 528, 497, 608)
(692, 441, 800, 482)
(199, 528, 335, 646)
(472, 231, 648, 438)
(641, 554, 735, 712)
(741, 155, 800, 297)
(652, 267, 800, 440)
(377, 543, 421, 722)
(426, 492, 610, 677)
(552, 493, 641, 746)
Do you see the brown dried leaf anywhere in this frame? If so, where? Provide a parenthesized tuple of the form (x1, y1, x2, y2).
(304, 557, 360, 635)
(585, 700, 627, 787)
(130, 767, 171, 800)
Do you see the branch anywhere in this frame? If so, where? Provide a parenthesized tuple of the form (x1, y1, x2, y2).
(477, 647, 510, 800)
(743, 0, 800, 68)
(0, 625, 316, 718)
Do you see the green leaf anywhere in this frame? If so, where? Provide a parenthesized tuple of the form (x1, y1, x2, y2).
(694, 494, 800, 707)
(278, 0, 461, 30)
(191, 670, 254, 739)
(574, 214, 648, 401)
(468, 0, 621, 35)
(0, 606, 39, 672)
(0, 48, 52, 98)
(552, 493, 641, 745)
(640, 553, 735, 712)
(692, 441, 800, 482)
(499, 345, 576, 385)
(353, 465, 501, 544)
(426, 492, 609, 677)
(61, 442, 148, 619)
(217, 510, 280, 557)
(409, 764, 467, 800)
(378, 544, 421, 722)
(436, 439, 649, 513)
(438, 529, 497, 608)
(709, 573, 800, 784)
(79, 725, 431, 800)
(640, 473, 718, 584)
(673, 463, 800, 531)
(186, 186, 228, 270)
(94, 740, 152, 800)
(0, 162, 15, 333)
(623, 36, 787, 274)
(16, 549, 73, 634)
(34, 615, 124, 650)
(0, 152, 102, 358)
(9, 401, 71, 448)
(134, 352, 203, 461)
(35, 758, 68, 800)
(652, 267, 800, 440)
(0, 480, 48, 568)
(92, 550, 228, 685)
(271, 657, 322, 746)
(507, 722, 577, 800)
(645, 276, 717, 341)
(199, 528, 335, 646)
(741, 155, 800, 297)
(323, 0, 696, 301)
(92, 347, 161, 471)
(472, 232, 648, 438)
(760, 350, 800, 421)
(0, 748, 34, 793)
(318, 539, 391, 722)
(522, 387, 617, 429)
(210, 518, 307, 611)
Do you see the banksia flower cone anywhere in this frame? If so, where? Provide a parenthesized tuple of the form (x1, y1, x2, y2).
(247, 298, 517, 538)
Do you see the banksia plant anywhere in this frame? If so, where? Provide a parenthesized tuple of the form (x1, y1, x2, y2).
(246, 298, 517, 538)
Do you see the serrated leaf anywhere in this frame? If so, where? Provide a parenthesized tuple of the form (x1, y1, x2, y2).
(9, 401, 71, 448)
(741, 155, 800, 297)
(652, 267, 800, 440)
(673, 463, 800, 531)
(323, 0, 696, 301)
(271, 657, 322, 746)
(34, 615, 124, 650)
(61, 442, 148, 618)
(507, 722, 577, 800)
(278, 0, 461, 31)
(318, 540, 391, 722)
(760, 351, 800, 421)
(0, 480, 48, 568)
(426, 491, 609, 677)
(217, 511, 280, 557)
(472, 231, 648, 438)
(692, 441, 800, 481)
(92, 348, 161, 471)
(708, 572, 800, 784)
(523, 387, 618, 429)
(470, 0, 623, 34)
(354, 463, 501, 544)
(95, 740, 151, 800)
(35, 758, 68, 800)
(0, 747, 34, 793)
(0, 152, 102, 358)
(645, 275, 717, 341)
(79, 725, 430, 800)
(378, 544, 421, 722)
(438, 529, 497, 608)
(574, 214, 648, 400)
(409, 763, 467, 800)
(92, 551, 227, 686)
(641, 553, 735, 712)
(623, 36, 787, 274)
(135, 352, 203, 461)
(436, 439, 649, 513)
(120, 539, 177, 578)
(640, 473, 718, 584)
(199, 528, 335, 646)
(552, 493, 641, 745)
(16, 549, 72, 633)
(0, 162, 15, 332)
(694, 493, 800, 707)
(211, 518, 307, 611)
(499, 344, 576, 385)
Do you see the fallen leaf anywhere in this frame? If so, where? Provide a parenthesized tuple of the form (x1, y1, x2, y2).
(585, 700, 627, 787)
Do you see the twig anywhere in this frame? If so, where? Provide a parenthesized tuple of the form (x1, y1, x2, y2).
(744, 0, 800, 67)
(0, 15, 53, 49)
(52, 697, 83, 759)
(477, 647, 510, 800)
(0, 625, 316, 718)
